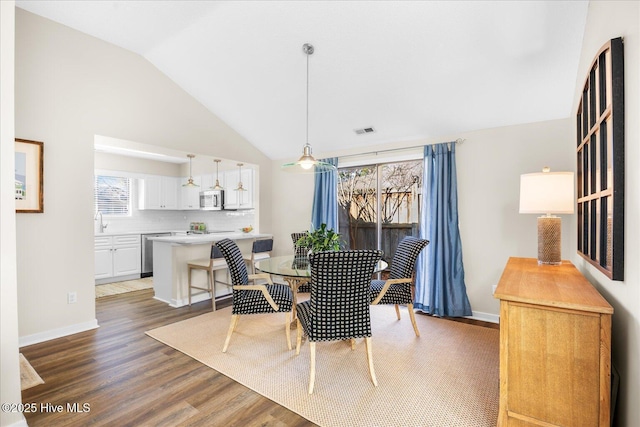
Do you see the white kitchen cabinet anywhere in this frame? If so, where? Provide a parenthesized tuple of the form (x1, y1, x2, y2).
(94, 236, 113, 279)
(223, 168, 254, 209)
(95, 234, 141, 284)
(200, 173, 223, 191)
(138, 175, 178, 210)
(179, 175, 201, 210)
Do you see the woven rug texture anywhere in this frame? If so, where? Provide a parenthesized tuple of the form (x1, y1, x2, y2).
(20, 353, 44, 390)
(146, 304, 499, 427)
(95, 277, 153, 298)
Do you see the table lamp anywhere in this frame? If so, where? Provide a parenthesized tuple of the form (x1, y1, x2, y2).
(519, 167, 574, 265)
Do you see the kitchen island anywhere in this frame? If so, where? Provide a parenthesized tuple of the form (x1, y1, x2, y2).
(149, 232, 271, 307)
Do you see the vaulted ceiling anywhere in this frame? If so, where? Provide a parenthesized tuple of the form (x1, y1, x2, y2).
(16, 1, 589, 160)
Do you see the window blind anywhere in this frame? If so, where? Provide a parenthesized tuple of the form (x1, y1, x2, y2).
(94, 175, 131, 216)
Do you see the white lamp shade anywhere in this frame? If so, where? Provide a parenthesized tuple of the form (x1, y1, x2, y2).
(519, 171, 575, 214)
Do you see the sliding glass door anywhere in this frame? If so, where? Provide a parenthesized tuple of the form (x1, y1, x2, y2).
(338, 160, 422, 264)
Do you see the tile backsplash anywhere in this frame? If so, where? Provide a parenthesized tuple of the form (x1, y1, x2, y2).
(97, 209, 255, 234)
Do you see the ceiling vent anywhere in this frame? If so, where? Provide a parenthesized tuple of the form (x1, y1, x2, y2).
(354, 127, 376, 135)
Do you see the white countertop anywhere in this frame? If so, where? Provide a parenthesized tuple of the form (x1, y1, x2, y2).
(94, 230, 178, 237)
(149, 232, 271, 245)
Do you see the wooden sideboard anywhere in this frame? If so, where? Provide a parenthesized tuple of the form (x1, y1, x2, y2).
(494, 257, 613, 427)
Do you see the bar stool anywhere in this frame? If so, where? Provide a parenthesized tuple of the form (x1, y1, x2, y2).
(243, 237, 273, 274)
(187, 244, 228, 310)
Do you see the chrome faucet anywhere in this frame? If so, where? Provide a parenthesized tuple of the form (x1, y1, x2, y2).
(95, 211, 108, 233)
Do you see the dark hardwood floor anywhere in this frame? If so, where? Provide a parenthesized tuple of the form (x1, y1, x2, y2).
(21, 288, 498, 426)
(20, 290, 314, 427)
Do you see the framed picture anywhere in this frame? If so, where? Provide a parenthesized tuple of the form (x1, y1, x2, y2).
(15, 138, 44, 213)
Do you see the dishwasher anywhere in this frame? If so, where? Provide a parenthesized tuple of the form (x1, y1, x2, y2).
(141, 233, 171, 278)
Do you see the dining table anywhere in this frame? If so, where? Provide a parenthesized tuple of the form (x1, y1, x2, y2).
(255, 254, 388, 326)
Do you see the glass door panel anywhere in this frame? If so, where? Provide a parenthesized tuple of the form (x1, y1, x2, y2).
(338, 160, 423, 265)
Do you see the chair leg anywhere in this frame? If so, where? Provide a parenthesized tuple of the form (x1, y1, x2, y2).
(296, 319, 302, 355)
(187, 267, 193, 306)
(285, 312, 291, 350)
(364, 337, 378, 387)
(395, 304, 401, 320)
(209, 270, 216, 312)
(350, 338, 356, 350)
(222, 314, 239, 353)
(407, 303, 420, 337)
(308, 342, 316, 394)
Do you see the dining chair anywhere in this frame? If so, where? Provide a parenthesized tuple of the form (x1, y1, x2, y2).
(187, 244, 228, 311)
(370, 236, 429, 337)
(291, 232, 311, 292)
(291, 232, 308, 257)
(215, 238, 293, 353)
(243, 237, 273, 274)
(296, 250, 383, 394)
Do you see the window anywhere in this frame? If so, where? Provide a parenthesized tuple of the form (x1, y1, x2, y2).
(338, 160, 423, 264)
(94, 175, 131, 216)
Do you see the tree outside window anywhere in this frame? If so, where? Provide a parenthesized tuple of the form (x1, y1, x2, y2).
(338, 160, 422, 262)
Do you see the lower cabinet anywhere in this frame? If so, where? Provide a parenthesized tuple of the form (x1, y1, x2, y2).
(95, 235, 141, 284)
(494, 257, 613, 427)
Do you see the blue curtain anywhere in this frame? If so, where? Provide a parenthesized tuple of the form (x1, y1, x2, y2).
(415, 143, 472, 317)
(311, 157, 338, 231)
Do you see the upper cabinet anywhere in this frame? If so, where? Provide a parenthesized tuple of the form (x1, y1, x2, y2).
(179, 175, 201, 210)
(138, 175, 178, 210)
(224, 168, 254, 209)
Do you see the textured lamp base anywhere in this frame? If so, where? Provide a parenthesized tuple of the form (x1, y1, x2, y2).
(537, 216, 562, 265)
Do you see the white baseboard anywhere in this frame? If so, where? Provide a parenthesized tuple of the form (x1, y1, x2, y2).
(19, 319, 99, 347)
(169, 292, 232, 308)
(169, 292, 212, 308)
(467, 311, 500, 324)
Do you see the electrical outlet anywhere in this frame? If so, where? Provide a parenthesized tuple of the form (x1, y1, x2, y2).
(68, 292, 77, 304)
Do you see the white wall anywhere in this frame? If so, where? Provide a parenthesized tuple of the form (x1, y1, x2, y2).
(0, 3, 27, 427)
(14, 8, 271, 343)
(272, 118, 573, 320)
(570, 2, 639, 426)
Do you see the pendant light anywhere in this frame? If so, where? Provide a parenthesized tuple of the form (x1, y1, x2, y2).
(235, 163, 247, 192)
(183, 154, 199, 187)
(212, 159, 223, 190)
(281, 43, 336, 174)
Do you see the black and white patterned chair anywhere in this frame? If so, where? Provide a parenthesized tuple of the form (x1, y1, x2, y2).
(291, 232, 311, 293)
(291, 232, 308, 257)
(296, 250, 382, 394)
(215, 238, 293, 353)
(370, 236, 429, 337)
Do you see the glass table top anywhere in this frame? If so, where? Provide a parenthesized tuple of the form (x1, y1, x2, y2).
(255, 255, 387, 278)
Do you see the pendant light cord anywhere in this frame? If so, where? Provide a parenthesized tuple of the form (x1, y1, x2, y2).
(306, 49, 309, 147)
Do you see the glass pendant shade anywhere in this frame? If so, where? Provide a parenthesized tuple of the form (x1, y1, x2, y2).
(282, 143, 336, 174)
(235, 163, 247, 191)
(183, 154, 199, 187)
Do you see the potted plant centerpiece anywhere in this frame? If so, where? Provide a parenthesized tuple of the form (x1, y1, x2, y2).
(296, 223, 341, 254)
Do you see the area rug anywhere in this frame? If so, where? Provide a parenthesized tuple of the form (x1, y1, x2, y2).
(95, 277, 153, 298)
(146, 304, 500, 427)
(20, 353, 44, 390)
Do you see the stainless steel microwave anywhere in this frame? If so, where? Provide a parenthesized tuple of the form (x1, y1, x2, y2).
(200, 189, 224, 210)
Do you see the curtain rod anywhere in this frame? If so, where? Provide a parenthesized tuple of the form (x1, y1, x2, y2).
(337, 138, 465, 160)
